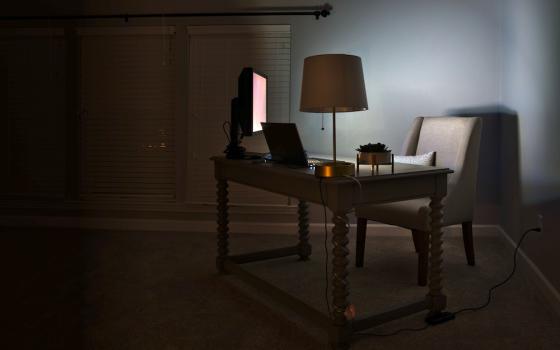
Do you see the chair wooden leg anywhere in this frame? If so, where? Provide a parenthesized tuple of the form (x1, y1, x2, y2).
(411, 230, 421, 252)
(355, 218, 368, 267)
(462, 221, 475, 266)
(416, 230, 429, 286)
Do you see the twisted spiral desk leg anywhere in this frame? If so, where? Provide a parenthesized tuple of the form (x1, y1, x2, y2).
(297, 200, 312, 260)
(331, 211, 351, 349)
(427, 195, 447, 312)
(216, 180, 229, 273)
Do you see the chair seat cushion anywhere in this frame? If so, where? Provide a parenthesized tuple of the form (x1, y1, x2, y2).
(355, 198, 432, 231)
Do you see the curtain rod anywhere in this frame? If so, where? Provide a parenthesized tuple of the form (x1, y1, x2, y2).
(0, 6, 331, 22)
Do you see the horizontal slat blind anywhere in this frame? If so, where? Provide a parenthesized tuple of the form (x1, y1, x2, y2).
(79, 28, 176, 200)
(0, 32, 66, 197)
(186, 25, 291, 204)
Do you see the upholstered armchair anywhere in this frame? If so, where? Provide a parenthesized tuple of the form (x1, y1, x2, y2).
(355, 116, 483, 286)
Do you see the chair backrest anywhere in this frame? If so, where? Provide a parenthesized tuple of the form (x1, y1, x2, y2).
(401, 116, 482, 223)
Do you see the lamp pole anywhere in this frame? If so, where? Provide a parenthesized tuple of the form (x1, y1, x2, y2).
(332, 106, 337, 163)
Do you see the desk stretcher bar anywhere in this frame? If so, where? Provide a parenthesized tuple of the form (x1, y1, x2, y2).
(224, 258, 332, 330)
(224, 247, 429, 336)
(229, 245, 300, 264)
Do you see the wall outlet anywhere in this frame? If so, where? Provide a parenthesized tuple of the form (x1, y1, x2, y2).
(537, 214, 544, 232)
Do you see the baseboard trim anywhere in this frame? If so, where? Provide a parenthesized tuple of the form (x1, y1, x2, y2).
(496, 225, 560, 318)
(1, 215, 499, 236)
(0, 216, 294, 234)
(0, 215, 388, 234)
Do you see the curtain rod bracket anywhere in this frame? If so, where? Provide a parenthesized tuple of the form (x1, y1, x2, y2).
(314, 8, 330, 20)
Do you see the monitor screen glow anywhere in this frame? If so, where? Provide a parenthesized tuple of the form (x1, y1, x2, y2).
(252, 73, 267, 133)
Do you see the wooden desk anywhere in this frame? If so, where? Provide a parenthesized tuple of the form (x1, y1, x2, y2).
(213, 157, 452, 349)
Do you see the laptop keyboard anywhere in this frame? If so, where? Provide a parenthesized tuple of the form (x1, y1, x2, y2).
(307, 158, 328, 166)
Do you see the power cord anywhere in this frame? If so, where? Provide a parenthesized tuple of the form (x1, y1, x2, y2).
(318, 177, 331, 317)
(319, 176, 361, 323)
(222, 121, 231, 142)
(354, 225, 540, 337)
(451, 226, 540, 316)
(344, 175, 363, 202)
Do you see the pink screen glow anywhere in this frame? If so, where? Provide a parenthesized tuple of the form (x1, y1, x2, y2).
(252, 73, 266, 132)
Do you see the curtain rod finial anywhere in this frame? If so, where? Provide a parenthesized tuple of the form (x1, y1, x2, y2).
(316, 3, 332, 19)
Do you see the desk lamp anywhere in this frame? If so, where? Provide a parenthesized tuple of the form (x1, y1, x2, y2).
(300, 54, 368, 177)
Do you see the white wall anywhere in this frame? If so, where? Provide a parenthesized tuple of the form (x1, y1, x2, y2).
(288, 0, 503, 222)
(502, 0, 560, 205)
(290, 0, 502, 159)
(3, 0, 506, 222)
(501, 0, 560, 292)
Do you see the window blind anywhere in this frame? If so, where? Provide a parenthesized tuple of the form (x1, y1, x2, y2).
(186, 25, 291, 205)
(78, 27, 177, 200)
(0, 29, 66, 197)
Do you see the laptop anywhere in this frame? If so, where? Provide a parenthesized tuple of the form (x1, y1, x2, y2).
(261, 122, 327, 167)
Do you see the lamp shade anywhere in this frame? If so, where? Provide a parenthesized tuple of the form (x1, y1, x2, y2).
(300, 54, 368, 113)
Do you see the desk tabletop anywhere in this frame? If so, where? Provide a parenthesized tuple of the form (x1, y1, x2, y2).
(212, 156, 452, 181)
(212, 156, 452, 212)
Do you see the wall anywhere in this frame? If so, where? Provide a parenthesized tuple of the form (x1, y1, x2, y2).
(501, 0, 560, 292)
(291, 0, 502, 154)
(291, 0, 504, 223)
(3, 0, 505, 223)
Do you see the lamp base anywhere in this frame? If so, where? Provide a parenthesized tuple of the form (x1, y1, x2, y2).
(314, 161, 355, 178)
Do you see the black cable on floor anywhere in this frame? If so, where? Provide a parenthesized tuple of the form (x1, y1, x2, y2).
(452, 226, 540, 316)
(354, 226, 541, 337)
(355, 324, 430, 337)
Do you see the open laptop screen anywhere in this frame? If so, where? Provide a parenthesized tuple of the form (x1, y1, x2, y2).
(261, 123, 308, 167)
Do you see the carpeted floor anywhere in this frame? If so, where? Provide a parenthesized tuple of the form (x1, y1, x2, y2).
(3, 225, 560, 349)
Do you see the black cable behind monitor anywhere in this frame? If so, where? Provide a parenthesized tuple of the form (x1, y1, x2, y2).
(225, 97, 246, 159)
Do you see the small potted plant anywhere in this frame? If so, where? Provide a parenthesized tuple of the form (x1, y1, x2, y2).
(356, 142, 392, 165)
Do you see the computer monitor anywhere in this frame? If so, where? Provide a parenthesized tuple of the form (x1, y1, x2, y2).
(238, 67, 267, 136)
(225, 67, 268, 159)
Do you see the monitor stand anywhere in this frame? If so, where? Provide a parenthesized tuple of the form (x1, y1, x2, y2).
(225, 97, 245, 159)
